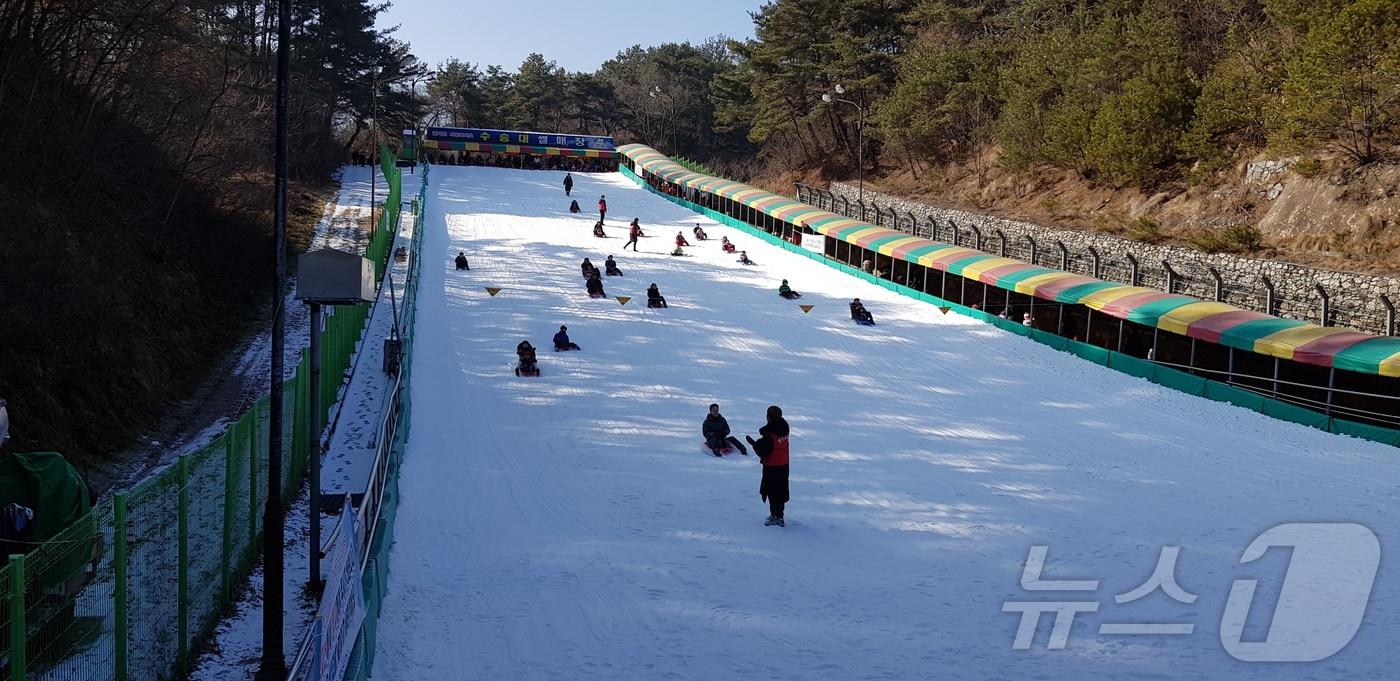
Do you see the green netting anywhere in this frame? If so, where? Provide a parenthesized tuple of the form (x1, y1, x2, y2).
(1147, 365, 1209, 396)
(1330, 418, 1400, 447)
(1262, 398, 1332, 430)
(1107, 353, 1157, 381)
(1203, 382, 1269, 412)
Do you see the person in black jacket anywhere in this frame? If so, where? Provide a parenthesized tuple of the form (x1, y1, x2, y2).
(569, 199, 581, 213)
(646, 283, 668, 308)
(515, 340, 539, 376)
(581, 257, 597, 278)
(553, 325, 581, 351)
(745, 405, 791, 526)
(586, 272, 606, 298)
(850, 298, 874, 325)
(563, 173, 574, 196)
(604, 255, 622, 276)
(702, 403, 748, 456)
(454, 252, 470, 270)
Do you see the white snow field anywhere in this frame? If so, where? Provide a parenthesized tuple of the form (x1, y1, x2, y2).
(371, 166, 1399, 681)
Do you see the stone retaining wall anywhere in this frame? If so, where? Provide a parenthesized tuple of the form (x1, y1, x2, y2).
(800, 182, 1399, 336)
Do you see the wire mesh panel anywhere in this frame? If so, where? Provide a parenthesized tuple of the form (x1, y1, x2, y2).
(184, 440, 228, 656)
(28, 503, 115, 681)
(123, 473, 180, 678)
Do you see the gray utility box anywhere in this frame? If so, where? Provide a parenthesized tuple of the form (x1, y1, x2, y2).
(296, 248, 375, 304)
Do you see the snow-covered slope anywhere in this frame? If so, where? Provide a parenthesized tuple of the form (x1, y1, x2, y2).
(371, 166, 1398, 680)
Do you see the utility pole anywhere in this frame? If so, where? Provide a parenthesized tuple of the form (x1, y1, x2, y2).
(256, 0, 290, 677)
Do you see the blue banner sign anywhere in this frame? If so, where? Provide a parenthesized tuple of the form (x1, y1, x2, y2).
(426, 126, 615, 151)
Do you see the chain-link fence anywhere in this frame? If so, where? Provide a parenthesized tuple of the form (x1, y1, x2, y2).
(0, 147, 403, 681)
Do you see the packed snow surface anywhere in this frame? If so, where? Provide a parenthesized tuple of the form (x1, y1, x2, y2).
(372, 166, 1399, 680)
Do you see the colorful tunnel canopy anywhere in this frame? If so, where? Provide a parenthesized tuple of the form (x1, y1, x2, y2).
(621, 144, 1400, 378)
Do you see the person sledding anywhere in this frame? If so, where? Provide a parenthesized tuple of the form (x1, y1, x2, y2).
(720, 236, 736, 253)
(454, 251, 470, 270)
(646, 283, 668, 308)
(592, 220, 607, 238)
(737, 250, 755, 265)
(569, 199, 581, 214)
(745, 405, 791, 526)
(675, 231, 691, 248)
(515, 340, 540, 376)
(693, 224, 708, 241)
(581, 257, 598, 278)
(703, 403, 748, 457)
(850, 298, 875, 325)
(778, 279, 801, 299)
(670, 244, 685, 257)
(553, 325, 581, 352)
(586, 272, 606, 298)
(604, 255, 623, 276)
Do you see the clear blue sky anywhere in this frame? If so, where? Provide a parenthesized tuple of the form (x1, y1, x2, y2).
(378, 0, 761, 73)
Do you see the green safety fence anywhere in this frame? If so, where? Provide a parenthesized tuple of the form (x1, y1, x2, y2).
(340, 162, 429, 681)
(622, 165, 1400, 449)
(0, 148, 405, 681)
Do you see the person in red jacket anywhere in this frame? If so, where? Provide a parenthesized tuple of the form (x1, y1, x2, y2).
(624, 220, 641, 251)
(598, 195, 607, 223)
(675, 231, 691, 248)
(746, 405, 790, 526)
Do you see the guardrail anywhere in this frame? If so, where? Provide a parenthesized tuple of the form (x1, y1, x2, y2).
(284, 161, 428, 681)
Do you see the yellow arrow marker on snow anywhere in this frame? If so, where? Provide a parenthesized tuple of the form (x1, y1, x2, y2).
(616, 296, 632, 306)
(799, 304, 815, 314)
(938, 306, 951, 315)
(485, 287, 503, 297)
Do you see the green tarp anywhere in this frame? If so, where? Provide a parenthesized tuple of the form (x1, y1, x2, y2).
(0, 451, 91, 541)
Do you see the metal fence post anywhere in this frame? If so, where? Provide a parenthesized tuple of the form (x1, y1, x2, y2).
(9, 554, 25, 680)
(1383, 294, 1396, 336)
(927, 215, 940, 241)
(951, 221, 961, 247)
(1316, 283, 1331, 327)
(1126, 253, 1139, 286)
(994, 229, 1007, 257)
(248, 414, 258, 548)
(1209, 267, 1223, 302)
(222, 432, 235, 598)
(1162, 260, 1177, 294)
(908, 211, 919, 237)
(968, 224, 983, 251)
(1088, 246, 1101, 279)
(177, 455, 190, 667)
(1025, 235, 1038, 265)
(115, 493, 129, 681)
(1262, 275, 1276, 317)
(1057, 241, 1069, 271)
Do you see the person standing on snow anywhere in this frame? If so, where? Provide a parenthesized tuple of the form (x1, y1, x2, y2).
(598, 195, 608, 223)
(564, 173, 574, 196)
(624, 220, 641, 251)
(702, 403, 748, 456)
(745, 405, 790, 526)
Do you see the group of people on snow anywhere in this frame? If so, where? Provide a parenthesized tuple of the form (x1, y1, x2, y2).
(701, 403, 791, 526)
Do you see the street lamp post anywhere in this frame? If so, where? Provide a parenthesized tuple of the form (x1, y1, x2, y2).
(408, 73, 435, 170)
(822, 84, 865, 205)
(649, 86, 677, 153)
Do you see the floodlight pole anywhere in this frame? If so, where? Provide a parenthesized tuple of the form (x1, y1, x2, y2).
(256, 0, 290, 677)
(308, 302, 323, 592)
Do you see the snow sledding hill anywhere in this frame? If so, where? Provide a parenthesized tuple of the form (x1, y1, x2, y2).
(371, 165, 1399, 681)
